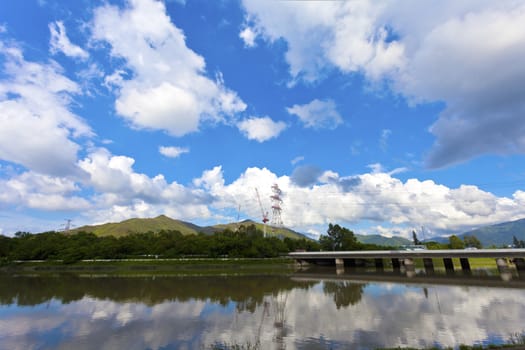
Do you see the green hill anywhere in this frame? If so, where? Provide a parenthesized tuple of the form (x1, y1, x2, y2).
(425, 218, 525, 247)
(71, 215, 417, 245)
(459, 218, 525, 247)
(72, 216, 308, 239)
(206, 220, 308, 240)
(72, 215, 199, 237)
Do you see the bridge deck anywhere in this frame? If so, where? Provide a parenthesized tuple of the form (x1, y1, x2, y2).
(289, 248, 525, 260)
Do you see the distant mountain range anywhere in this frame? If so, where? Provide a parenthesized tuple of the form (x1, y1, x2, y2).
(72, 215, 308, 240)
(426, 218, 525, 247)
(71, 215, 412, 246)
(71, 215, 525, 247)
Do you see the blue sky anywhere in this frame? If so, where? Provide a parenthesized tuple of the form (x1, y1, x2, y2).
(1, 0, 525, 239)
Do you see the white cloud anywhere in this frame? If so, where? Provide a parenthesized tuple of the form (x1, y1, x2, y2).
(0, 40, 92, 176)
(0, 171, 90, 211)
(240, 1, 403, 82)
(287, 99, 342, 130)
(159, 146, 189, 158)
(78, 148, 167, 199)
(237, 116, 287, 142)
(3, 149, 525, 236)
(49, 21, 88, 60)
(239, 26, 257, 47)
(77, 148, 212, 224)
(192, 165, 525, 237)
(91, 0, 246, 137)
(241, 1, 525, 167)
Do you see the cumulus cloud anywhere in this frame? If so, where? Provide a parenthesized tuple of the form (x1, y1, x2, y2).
(287, 99, 342, 130)
(0, 40, 92, 176)
(237, 116, 287, 142)
(75, 158, 524, 238)
(91, 0, 246, 137)
(240, 1, 404, 82)
(49, 21, 88, 60)
(77, 148, 212, 224)
(239, 26, 258, 47)
(241, 1, 525, 167)
(159, 146, 189, 158)
(0, 171, 90, 211)
(191, 165, 525, 238)
(3, 146, 525, 237)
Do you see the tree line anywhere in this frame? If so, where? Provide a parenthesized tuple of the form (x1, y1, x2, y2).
(413, 230, 486, 250)
(0, 223, 391, 263)
(0, 224, 321, 263)
(0, 223, 496, 264)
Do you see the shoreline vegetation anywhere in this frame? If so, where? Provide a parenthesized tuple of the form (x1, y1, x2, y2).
(0, 223, 515, 276)
(0, 256, 505, 277)
(0, 257, 297, 275)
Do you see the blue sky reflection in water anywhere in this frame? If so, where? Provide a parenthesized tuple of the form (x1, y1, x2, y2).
(0, 276, 524, 349)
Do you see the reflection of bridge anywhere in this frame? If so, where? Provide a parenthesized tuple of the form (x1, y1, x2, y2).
(289, 249, 525, 279)
(291, 269, 525, 288)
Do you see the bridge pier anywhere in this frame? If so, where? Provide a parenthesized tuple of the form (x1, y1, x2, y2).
(514, 258, 525, 276)
(375, 258, 384, 271)
(391, 258, 401, 272)
(496, 258, 512, 281)
(289, 249, 525, 278)
(460, 258, 471, 275)
(496, 258, 509, 272)
(403, 258, 415, 277)
(335, 258, 344, 274)
(423, 258, 434, 274)
(443, 258, 454, 274)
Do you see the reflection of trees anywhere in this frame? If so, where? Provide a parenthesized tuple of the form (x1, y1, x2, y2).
(0, 274, 315, 311)
(322, 281, 365, 309)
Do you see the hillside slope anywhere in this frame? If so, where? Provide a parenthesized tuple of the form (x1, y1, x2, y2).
(72, 215, 199, 237)
(72, 216, 307, 239)
(72, 215, 418, 245)
(425, 218, 525, 247)
(207, 220, 308, 240)
(460, 218, 525, 247)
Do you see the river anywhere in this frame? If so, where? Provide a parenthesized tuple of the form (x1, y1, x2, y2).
(1, 268, 524, 350)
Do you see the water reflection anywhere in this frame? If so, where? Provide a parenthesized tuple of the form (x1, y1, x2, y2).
(0, 272, 524, 349)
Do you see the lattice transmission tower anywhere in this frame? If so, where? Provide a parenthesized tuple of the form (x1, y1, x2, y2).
(270, 183, 283, 228)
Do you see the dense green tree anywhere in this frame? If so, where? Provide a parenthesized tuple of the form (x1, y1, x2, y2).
(319, 223, 361, 251)
(424, 241, 448, 250)
(2, 222, 400, 261)
(463, 235, 482, 249)
(283, 237, 321, 252)
(449, 235, 465, 249)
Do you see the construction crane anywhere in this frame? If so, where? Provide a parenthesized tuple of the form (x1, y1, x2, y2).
(255, 188, 269, 237)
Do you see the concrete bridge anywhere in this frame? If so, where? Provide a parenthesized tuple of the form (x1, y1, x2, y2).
(289, 249, 525, 279)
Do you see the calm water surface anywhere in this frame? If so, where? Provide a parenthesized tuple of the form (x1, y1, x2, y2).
(1, 269, 525, 350)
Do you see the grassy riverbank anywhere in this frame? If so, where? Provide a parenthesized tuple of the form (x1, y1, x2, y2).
(0, 257, 297, 275)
